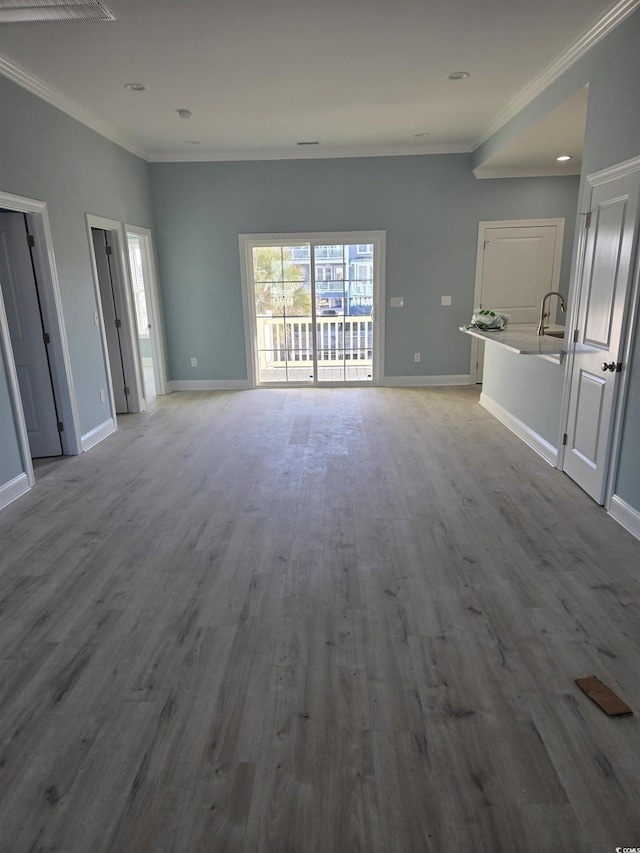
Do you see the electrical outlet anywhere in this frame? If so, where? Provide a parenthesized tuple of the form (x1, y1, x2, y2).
(190, 357, 198, 367)
(93, 312, 99, 326)
(414, 352, 421, 363)
(99, 389, 106, 403)
(441, 295, 452, 306)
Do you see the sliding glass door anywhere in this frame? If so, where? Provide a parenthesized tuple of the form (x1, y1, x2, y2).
(241, 232, 384, 386)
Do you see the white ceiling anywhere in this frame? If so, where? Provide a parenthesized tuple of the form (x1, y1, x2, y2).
(0, 0, 635, 170)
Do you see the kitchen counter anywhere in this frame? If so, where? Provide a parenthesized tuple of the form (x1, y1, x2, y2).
(460, 323, 566, 356)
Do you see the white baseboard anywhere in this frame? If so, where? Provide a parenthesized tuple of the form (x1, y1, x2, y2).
(81, 418, 116, 452)
(382, 374, 472, 387)
(608, 494, 640, 541)
(168, 379, 252, 392)
(0, 472, 31, 510)
(480, 392, 558, 467)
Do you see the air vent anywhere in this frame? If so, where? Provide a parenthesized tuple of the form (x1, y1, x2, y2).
(0, 0, 118, 23)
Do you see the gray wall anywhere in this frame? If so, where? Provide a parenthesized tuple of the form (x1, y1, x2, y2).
(0, 75, 154, 490)
(150, 156, 578, 381)
(0, 8, 638, 519)
(475, 9, 640, 513)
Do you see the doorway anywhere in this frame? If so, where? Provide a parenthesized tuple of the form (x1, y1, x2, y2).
(471, 219, 565, 382)
(0, 191, 80, 475)
(125, 226, 167, 400)
(86, 215, 146, 416)
(560, 157, 640, 505)
(0, 210, 63, 457)
(240, 232, 385, 386)
(92, 228, 129, 413)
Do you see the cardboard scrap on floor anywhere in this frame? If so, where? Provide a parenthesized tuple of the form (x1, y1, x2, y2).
(575, 675, 633, 716)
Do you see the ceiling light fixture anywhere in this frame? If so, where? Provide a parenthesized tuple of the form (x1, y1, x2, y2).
(185, 140, 201, 145)
(297, 141, 319, 146)
(557, 154, 572, 161)
(446, 71, 470, 81)
(177, 109, 192, 119)
(413, 132, 430, 138)
(124, 83, 146, 92)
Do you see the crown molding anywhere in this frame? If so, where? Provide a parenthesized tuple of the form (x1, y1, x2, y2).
(148, 141, 473, 163)
(0, 53, 148, 160)
(473, 0, 640, 151)
(473, 165, 582, 180)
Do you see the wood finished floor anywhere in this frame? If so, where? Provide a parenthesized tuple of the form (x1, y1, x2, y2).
(1, 385, 639, 853)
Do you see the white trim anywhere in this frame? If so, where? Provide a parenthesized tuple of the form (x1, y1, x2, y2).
(472, 0, 640, 150)
(381, 374, 472, 387)
(471, 219, 565, 384)
(86, 215, 146, 414)
(602, 159, 640, 506)
(238, 231, 386, 389)
(0, 53, 147, 160)
(0, 190, 82, 455)
(480, 391, 558, 467)
(473, 165, 581, 180)
(608, 495, 640, 541)
(149, 142, 472, 163)
(81, 417, 116, 452)
(0, 286, 35, 489)
(168, 379, 251, 392)
(1, 0, 635, 165)
(589, 153, 640, 185)
(124, 224, 168, 397)
(0, 473, 31, 511)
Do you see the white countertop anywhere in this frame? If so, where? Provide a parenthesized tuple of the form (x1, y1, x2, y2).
(460, 323, 566, 356)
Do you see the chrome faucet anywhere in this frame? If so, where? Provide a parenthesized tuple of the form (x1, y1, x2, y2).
(537, 291, 567, 335)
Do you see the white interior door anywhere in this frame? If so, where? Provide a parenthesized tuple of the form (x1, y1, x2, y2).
(473, 220, 563, 382)
(563, 167, 640, 504)
(0, 211, 62, 457)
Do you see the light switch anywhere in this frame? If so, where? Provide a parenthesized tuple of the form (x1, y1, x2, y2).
(390, 297, 404, 308)
(441, 295, 452, 306)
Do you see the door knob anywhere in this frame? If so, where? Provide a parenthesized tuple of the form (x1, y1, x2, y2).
(601, 361, 621, 372)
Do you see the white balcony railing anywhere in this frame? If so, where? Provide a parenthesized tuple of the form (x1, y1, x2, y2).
(256, 315, 372, 371)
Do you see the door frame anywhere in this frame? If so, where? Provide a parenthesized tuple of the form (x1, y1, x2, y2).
(470, 219, 565, 383)
(0, 191, 81, 456)
(239, 230, 386, 387)
(86, 214, 146, 414)
(558, 155, 640, 509)
(124, 224, 168, 397)
(0, 280, 35, 496)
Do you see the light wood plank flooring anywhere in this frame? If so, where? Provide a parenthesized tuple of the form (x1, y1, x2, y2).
(0, 385, 639, 852)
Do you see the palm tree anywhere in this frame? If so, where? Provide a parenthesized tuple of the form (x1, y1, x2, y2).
(252, 247, 311, 317)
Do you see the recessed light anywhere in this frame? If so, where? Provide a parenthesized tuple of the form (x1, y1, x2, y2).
(557, 154, 572, 161)
(124, 83, 146, 92)
(446, 71, 470, 81)
(177, 109, 192, 119)
(413, 132, 430, 138)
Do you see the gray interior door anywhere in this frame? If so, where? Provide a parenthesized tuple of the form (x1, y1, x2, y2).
(0, 211, 62, 458)
(92, 228, 129, 414)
